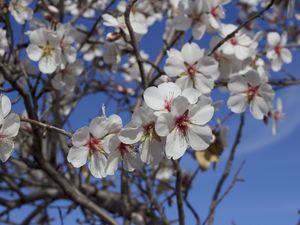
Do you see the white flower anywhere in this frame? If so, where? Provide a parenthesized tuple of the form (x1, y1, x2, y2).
(155, 96, 214, 160)
(227, 70, 274, 120)
(56, 23, 78, 67)
(0, 29, 8, 57)
(266, 32, 292, 72)
(67, 115, 122, 178)
(220, 24, 253, 61)
(9, 0, 33, 25)
(164, 42, 219, 94)
(0, 95, 21, 162)
(143, 82, 201, 115)
(102, 13, 148, 36)
(51, 60, 83, 92)
(105, 135, 143, 175)
(205, 0, 230, 31)
(172, 0, 208, 40)
(271, 98, 284, 135)
(81, 42, 103, 62)
(26, 28, 62, 74)
(119, 106, 164, 166)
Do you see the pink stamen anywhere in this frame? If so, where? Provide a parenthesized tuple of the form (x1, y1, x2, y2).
(211, 7, 219, 17)
(230, 37, 238, 45)
(186, 64, 197, 77)
(247, 85, 259, 101)
(88, 136, 101, 153)
(275, 45, 281, 55)
(143, 122, 155, 135)
(175, 114, 190, 135)
(118, 143, 131, 156)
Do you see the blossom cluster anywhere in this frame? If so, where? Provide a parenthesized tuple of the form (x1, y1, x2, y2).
(0, 0, 293, 179)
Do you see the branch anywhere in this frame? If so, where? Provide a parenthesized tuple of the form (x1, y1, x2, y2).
(205, 114, 245, 225)
(21, 117, 73, 138)
(173, 160, 185, 225)
(124, 0, 146, 88)
(209, 0, 276, 55)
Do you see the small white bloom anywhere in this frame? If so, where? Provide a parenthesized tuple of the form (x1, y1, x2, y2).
(51, 60, 83, 92)
(271, 98, 284, 135)
(67, 115, 122, 178)
(26, 28, 62, 74)
(56, 23, 78, 67)
(143, 82, 201, 115)
(266, 32, 292, 72)
(205, 0, 230, 31)
(155, 96, 214, 160)
(105, 135, 143, 175)
(227, 70, 274, 120)
(220, 24, 253, 61)
(172, 0, 208, 40)
(119, 106, 164, 166)
(0, 29, 8, 57)
(102, 13, 148, 36)
(164, 42, 219, 94)
(0, 95, 21, 162)
(9, 0, 33, 24)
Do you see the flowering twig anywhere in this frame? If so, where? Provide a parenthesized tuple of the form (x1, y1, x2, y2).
(21, 117, 73, 138)
(124, 0, 146, 88)
(209, 0, 276, 56)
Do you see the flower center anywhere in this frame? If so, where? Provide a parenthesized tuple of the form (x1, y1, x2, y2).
(185, 63, 197, 77)
(42, 43, 54, 57)
(274, 45, 281, 55)
(144, 122, 155, 135)
(211, 7, 219, 18)
(247, 85, 259, 101)
(118, 143, 132, 156)
(230, 37, 238, 45)
(175, 114, 190, 135)
(88, 136, 102, 153)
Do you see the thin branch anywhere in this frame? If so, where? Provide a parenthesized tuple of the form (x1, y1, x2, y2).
(21, 117, 73, 138)
(124, 0, 146, 88)
(205, 114, 245, 225)
(209, 0, 276, 55)
(173, 160, 185, 225)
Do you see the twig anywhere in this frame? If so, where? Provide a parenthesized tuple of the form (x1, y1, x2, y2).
(21, 117, 73, 138)
(205, 114, 245, 225)
(209, 0, 276, 55)
(173, 160, 185, 225)
(124, 0, 146, 88)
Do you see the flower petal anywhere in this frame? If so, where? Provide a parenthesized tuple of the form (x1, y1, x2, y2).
(67, 146, 89, 167)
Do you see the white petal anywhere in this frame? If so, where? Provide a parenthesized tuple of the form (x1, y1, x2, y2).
(26, 45, 42, 61)
(222, 42, 234, 55)
(192, 22, 207, 40)
(102, 14, 119, 27)
(118, 126, 143, 144)
(194, 75, 214, 94)
(280, 48, 292, 64)
(155, 113, 174, 137)
(67, 146, 89, 167)
(105, 149, 120, 175)
(181, 88, 201, 104)
(39, 55, 57, 74)
(176, 76, 194, 90)
(234, 45, 250, 60)
(72, 127, 89, 147)
(165, 129, 187, 160)
(173, 15, 191, 31)
(143, 86, 165, 110)
(227, 94, 248, 113)
(140, 138, 164, 165)
(267, 32, 280, 46)
(187, 124, 212, 150)
(107, 114, 123, 133)
(189, 103, 214, 126)
(89, 152, 107, 178)
(0, 139, 14, 162)
(181, 42, 203, 64)
(171, 96, 190, 117)
(1, 113, 20, 138)
(228, 76, 248, 93)
(89, 117, 109, 139)
(271, 57, 282, 72)
(0, 95, 11, 118)
(164, 57, 185, 77)
(250, 96, 269, 120)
